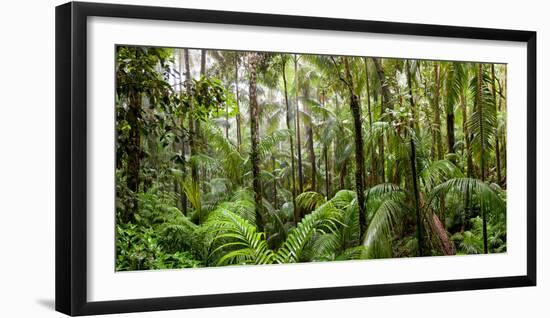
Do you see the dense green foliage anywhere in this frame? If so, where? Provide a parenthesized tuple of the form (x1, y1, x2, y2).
(115, 47, 507, 271)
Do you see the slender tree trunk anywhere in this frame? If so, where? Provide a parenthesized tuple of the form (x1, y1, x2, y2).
(177, 49, 188, 215)
(409, 137, 424, 256)
(446, 64, 456, 162)
(343, 57, 367, 237)
(281, 57, 299, 224)
(334, 95, 341, 188)
(272, 156, 278, 209)
(502, 67, 507, 183)
(372, 57, 389, 183)
(364, 57, 377, 185)
(476, 64, 487, 182)
(324, 145, 330, 197)
(248, 53, 264, 231)
(406, 60, 434, 233)
(126, 89, 141, 222)
(372, 58, 392, 112)
(475, 63, 489, 254)
(339, 161, 347, 189)
(321, 91, 331, 198)
(460, 91, 474, 177)
(294, 55, 304, 194)
(433, 63, 443, 160)
(406, 60, 419, 134)
(235, 56, 242, 151)
(198, 50, 207, 191)
(491, 64, 502, 185)
(304, 87, 316, 191)
(183, 49, 198, 184)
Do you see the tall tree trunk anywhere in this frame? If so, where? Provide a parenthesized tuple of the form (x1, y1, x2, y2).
(183, 49, 198, 184)
(501, 67, 507, 183)
(126, 89, 141, 222)
(294, 55, 304, 194)
(475, 64, 487, 182)
(446, 64, 456, 162)
(343, 58, 367, 237)
(334, 95, 341, 188)
(272, 156, 278, 209)
(491, 64, 502, 185)
(364, 57, 377, 185)
(409, 137, 424, 256)
(372, 58, 392, 112)
(177, 49, 188, 215)
(433, 62, 448, 224)
(198, 50, 207, 191)
(339, 161, 347, 189)
(321, 90, 331, 198)
(475, 63, 489, 254)
(281, 57, 299, 224)
(248, 53, 264, 231)
(324, 145, 330, 197)
(372, 57, 389, 183)
(405, 60, 432, 234)
(235, 56, 242, 151)
(304, 86, 316, 191)
(406, 60, 419, 133)
(460, 91, 474, 177)
(433, 63, 443, 160)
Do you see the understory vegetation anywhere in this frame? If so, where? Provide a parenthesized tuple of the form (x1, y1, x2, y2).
(115, 46, 507, 271)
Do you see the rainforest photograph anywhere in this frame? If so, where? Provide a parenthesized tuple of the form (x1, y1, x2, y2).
(115, 46, 507, 271)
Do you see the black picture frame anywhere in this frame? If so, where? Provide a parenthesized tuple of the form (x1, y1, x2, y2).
(55, 1, 537, 316)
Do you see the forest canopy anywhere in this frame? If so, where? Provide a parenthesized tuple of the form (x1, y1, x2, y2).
(115, 46, 507, 271)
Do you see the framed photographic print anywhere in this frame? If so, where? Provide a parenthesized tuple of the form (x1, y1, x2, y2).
(55, 1, 536, 316)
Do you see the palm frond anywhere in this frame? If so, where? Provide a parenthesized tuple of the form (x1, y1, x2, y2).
(207, 209, 275, 266)
(276, 201, 343, 263)
(363, 198, 404, 255)
(296, 191, 327, 211)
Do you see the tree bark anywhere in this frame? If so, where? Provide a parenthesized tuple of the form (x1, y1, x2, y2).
(324, 145, 330, 197)
(475, 63, 489, 254)
(339, 160, 347, 190)
(304, 86, 316, 191)
(177, 49, 188, 215)
(433, 63, 443, 160)
(294, 55, 304, 194)
(406, 60, 419, 133)
(281, 57, 299, 224)
(460, 90, 474, 177)
(409, 137, 424, 256)
(372, 58, 392, 112)
(183, 49, 198, 184)
(446, 64, 456, 162)
(248, 53, 264, 231)
(235, 55, 242, 151)
(343, 57, 367, 237)
(321, 90, 331, 198)
(372, 57, 388, 183)
(364, 57, 377, 186)
(272, 156, 278, 209)
(126, 89, 141, 222)
(491, 64, 502, 185)
(198, 50, 207, 191)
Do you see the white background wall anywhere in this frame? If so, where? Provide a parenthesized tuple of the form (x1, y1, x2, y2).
(0, 0, 546, 317)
